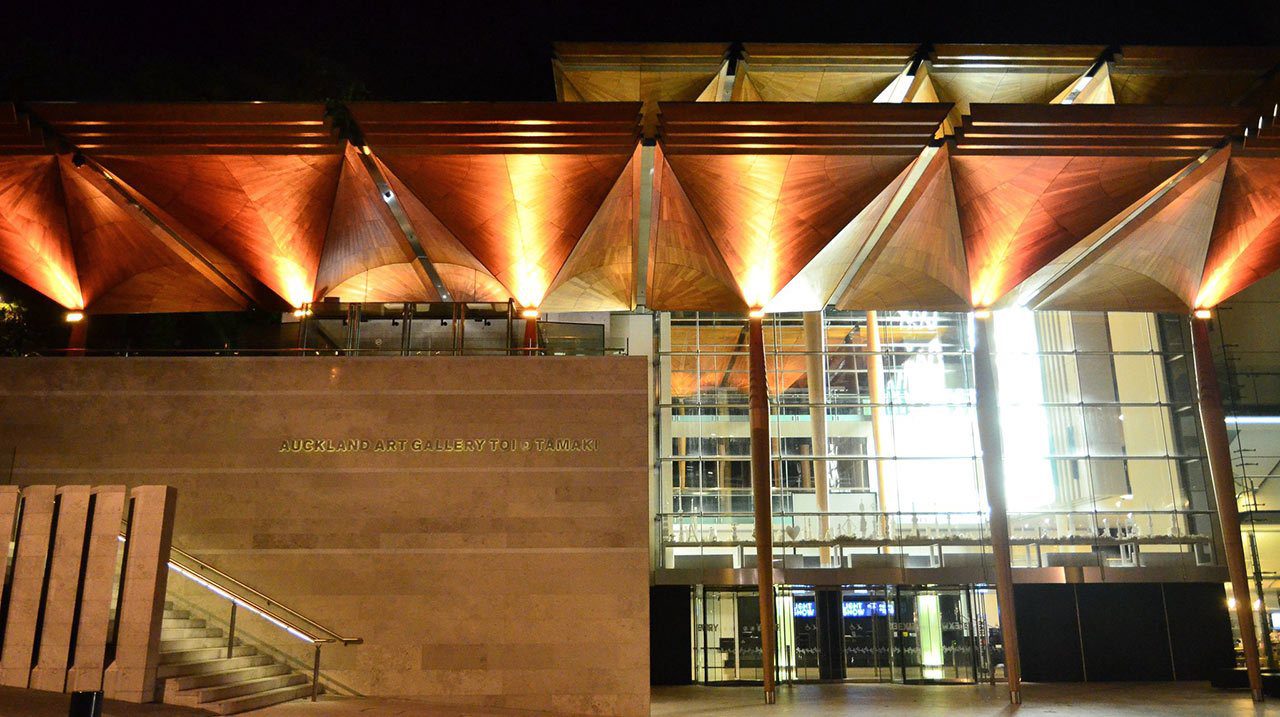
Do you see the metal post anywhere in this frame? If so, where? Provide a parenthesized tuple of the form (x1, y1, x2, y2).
(748, 314, 777, 704)
(1191, 316, 1264, 701)
(971, 313, 1023, 704)
(312, 644, 321, 702)
(802, 312, 831, 566)
(226, 603, 237, 659)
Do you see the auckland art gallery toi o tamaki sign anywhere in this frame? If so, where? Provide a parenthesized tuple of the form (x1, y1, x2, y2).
(278, 437, 600, 454)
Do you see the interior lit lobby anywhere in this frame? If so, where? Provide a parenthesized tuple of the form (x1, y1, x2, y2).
(1, 30, 1280, 717)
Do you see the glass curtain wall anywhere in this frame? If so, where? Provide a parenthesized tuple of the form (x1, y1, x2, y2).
(656, 310, 988, 570)
(656, 308, 1217, 571)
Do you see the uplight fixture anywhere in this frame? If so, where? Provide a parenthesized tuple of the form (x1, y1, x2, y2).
(1193, 308, 1212, 320)
(748, 307, 766, 319)
(65, 311, 84, 323)
(973, 308, 992, 319)
(521, 308, 539, 320)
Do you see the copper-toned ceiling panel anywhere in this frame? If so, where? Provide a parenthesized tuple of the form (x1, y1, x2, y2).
(953, 104, 1253, 307)
(97, 154, 342, 308)
(379, 152, 632, 308)
(927, 44, 1103, 116)
(0, 157, 82, 309)
(737, 44, 913, 103)
(646, 150, 744, 312)
(766, 159, 913, 312)
(667, 152, 915, 307)
(542, 150, 639, 312)
(837, 146, 971, 311)
(952, 153, 1189, 306)
(326, 263, 433, 304)
(553, 45, 728, 136)
(1198, 156, 1280, 308)
(315, 146, 432, 301)
(1038, 150, 1228, 313)
(377, 160, 508, 302)
(27, 102, 336, 154)
(1109, 46, 1280, 105)
(59, 157, 246, 313)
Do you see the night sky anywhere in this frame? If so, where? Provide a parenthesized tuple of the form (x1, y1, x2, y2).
(1, 1, 1277, 102)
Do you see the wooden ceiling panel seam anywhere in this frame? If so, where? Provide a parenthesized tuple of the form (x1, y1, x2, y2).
(1026, 147, 1229, 311)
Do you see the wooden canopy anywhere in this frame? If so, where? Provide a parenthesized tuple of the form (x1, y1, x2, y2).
(0, 94, 1276, 316)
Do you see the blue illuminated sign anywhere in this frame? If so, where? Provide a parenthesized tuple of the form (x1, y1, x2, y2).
(843, 600, 892, 618)
(793, 601, 816, 618)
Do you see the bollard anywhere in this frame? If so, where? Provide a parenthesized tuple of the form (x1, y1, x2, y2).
(68, 690, 103, 717)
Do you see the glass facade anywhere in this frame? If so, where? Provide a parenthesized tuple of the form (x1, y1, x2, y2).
(655, 308, 1217, 577)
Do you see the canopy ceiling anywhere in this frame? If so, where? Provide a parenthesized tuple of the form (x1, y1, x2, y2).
(1, 44, 1278, 317)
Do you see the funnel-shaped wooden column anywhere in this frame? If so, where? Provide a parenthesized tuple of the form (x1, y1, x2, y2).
(1191, 316, 1264, 701)
(748, 314, 777, 704)
(972, 313, 1023, 704)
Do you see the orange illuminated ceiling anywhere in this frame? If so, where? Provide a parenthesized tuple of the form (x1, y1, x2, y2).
(0, 92, 1278, 317)
(652, 103, 950, 310)
(950, 104, 1257, 309)
(350, 102, 642, 310)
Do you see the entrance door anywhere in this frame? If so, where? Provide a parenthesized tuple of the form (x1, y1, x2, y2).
(892, 586, 980, 683)
(841, 587, 894, 682)
(698, 588, 764, 683)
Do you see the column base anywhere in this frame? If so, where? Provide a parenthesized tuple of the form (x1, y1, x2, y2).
(764, 688, 776, 704)
(1252, 687, 1265, 702)
(1009, 688, 1022, 705)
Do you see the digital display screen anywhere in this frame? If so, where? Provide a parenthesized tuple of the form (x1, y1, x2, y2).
(843, 600, 892, 618)
(793, 601, 816, 618)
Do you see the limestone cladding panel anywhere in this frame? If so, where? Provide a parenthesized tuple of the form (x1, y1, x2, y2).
(0, 357, 651, 717)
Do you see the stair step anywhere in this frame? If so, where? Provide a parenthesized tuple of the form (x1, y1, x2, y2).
(160, 645, 256, 665)
(161, 636, 236, 652)
(163, 609, 191, 620)
(158, 654, 271, 679)
(165, 662, 290, 692)
(161, 626, 223, 640)
(189, 672, 307, 704)
(206, 682, 314, 715)
(164, 600, 174, 610)
(162, 617, 207, 629)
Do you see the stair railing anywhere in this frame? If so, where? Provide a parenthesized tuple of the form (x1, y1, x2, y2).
(121, 533, 362, 701)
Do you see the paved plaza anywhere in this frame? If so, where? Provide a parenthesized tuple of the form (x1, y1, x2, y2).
(3, 682, 1280, 717)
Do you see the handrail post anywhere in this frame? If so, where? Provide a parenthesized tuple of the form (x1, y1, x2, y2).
(312, 644, 321, 702)
(227, 602, 237, 659)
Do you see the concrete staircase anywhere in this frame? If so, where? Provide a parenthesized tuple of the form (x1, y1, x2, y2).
(157, 602, 314, 714)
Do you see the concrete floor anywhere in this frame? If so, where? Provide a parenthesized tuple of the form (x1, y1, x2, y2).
(2, 683, 1279, 717)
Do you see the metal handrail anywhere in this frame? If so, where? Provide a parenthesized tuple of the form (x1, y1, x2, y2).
(166, 544, 361, 646)
(121, 532, 361, 701)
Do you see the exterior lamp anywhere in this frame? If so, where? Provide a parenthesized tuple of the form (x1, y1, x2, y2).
(292, 307, 312, 318)
(1193, 309, 1212, 320)
(748, 307, 766, 319)
(65, 311, 84, 323)
(521, 308, 539, 320)
(973, 308, 992, 319)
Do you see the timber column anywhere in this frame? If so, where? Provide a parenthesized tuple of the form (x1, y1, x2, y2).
(1191, 315, 1264, 701)
(803, 312, 832, 566)
(971, 313, 1023, 704)
(748, 312, 777, 704)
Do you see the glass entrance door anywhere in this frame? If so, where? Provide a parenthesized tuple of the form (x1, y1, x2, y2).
(841, 587, 894, 681)
(892, 586, 980, 683)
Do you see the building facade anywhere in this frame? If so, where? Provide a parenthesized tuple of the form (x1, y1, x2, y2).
(0, 42, 1279, 713)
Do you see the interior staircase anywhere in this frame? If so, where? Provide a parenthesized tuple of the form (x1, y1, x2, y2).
(156, 601, 314, 715)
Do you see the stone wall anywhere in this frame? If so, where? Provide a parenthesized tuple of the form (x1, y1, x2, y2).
(0, 356, 651, 716)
